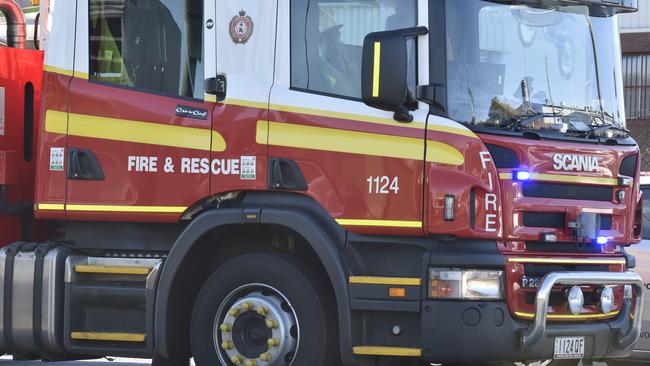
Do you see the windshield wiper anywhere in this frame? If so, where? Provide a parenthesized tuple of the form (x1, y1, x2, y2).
(508, 113, 557, 132)
(585, 124, 630, 139)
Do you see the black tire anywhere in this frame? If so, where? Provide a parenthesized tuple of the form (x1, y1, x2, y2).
(190, 253, 340, 366)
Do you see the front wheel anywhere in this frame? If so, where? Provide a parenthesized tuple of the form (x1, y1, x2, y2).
(190, 253, 340, 366)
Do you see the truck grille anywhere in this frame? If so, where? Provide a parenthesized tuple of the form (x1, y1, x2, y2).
(521, 212, 612, 230)
(522, 183, 613, 202)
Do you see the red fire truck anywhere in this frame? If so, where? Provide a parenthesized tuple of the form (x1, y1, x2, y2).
(0, 0, 646, 365)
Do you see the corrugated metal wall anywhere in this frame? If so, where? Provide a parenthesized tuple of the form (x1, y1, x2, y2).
(623, 54, 650, 119)
(619, 5, 650, 32)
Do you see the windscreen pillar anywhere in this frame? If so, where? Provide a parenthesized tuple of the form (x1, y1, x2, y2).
(0, 0, 25, 49)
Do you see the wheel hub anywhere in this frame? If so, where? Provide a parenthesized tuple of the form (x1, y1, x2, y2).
(216, 288, 299, 366)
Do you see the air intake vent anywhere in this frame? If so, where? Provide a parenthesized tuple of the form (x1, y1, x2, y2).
(619, 154, 638, 177)
(523, 212, 566, 228)
(523, 183, 613, 202)
(485, 144, 519, 168)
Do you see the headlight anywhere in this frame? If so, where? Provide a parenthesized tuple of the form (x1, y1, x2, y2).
(428, 268, 503, 300)
(567, 286, 585, 315)
(599, 286, 615, 314)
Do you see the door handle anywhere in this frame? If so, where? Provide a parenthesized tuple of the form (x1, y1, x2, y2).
(68, 148, 105, 181)
(205, 75, 227, 101)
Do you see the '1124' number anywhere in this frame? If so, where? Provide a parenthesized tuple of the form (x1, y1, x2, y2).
(367, 176, 400, 194)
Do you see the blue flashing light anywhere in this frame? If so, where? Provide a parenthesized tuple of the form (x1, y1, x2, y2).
(514, 171, 531, 181)
(596, 236, 608, 245)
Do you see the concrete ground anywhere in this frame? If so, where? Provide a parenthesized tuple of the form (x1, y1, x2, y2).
(0, 357, 612, 366)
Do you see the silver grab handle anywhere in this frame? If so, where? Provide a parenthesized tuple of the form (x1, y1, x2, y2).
(520, 271, 645, 351)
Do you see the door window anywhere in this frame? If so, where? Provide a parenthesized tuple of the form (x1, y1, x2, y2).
(89, 0, 204, 99)
(290, 0, 417, 99)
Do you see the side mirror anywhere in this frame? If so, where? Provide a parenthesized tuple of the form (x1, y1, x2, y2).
(361, 27, 428, 114)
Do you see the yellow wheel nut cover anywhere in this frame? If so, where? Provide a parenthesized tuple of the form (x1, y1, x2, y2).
(265, 319, 279, 329)
(221, 340, 233, 350)
(230, 355, 242, 364)
(260, 352, 272, 362)
(228, 308, 240, 317)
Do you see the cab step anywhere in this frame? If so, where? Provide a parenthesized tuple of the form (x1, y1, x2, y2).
(64, 256, 162, 358)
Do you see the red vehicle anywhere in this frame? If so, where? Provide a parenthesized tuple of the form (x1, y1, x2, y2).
(0, 0, 646, 365)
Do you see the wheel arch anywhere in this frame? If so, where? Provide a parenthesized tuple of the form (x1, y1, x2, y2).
(154, 192, 354, 364)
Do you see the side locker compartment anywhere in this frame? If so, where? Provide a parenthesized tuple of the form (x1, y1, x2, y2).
(63, 257, 163, 358)
(0, 242, 72, 357)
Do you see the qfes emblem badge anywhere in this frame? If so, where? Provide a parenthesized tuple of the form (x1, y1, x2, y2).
(229, 10, 254, 44)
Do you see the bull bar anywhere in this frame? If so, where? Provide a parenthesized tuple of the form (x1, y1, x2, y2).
(521, 271, 645, 351)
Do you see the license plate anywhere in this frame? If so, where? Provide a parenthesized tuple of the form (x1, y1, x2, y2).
(520, 276, 542, 289)
(554, 336, 585, 359)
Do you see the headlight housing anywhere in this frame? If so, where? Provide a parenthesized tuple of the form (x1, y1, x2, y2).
(428, 268, 504, 300)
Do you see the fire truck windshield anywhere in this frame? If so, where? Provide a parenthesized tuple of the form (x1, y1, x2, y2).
(443, 0, 626, 137)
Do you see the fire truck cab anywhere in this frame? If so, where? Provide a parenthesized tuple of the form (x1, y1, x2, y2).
(0, 0, 646, 365)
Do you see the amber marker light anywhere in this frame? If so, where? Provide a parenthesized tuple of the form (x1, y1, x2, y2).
(389, 287, 407, 298)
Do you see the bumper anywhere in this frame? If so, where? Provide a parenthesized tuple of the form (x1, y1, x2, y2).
(420, 271, 645, 363)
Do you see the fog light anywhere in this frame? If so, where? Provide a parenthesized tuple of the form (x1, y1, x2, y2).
(444, 195, 455, 221)
(599, 286, 615, 314)
(429, 268, 503, 300)
(596, 236, 608, 245)
(616, 190, 626, 203)
(567, 286, 584, 315)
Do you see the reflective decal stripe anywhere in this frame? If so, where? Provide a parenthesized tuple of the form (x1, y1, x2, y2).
(37, 204, 65, 211)
(507, 258, 626, 265)
(44, 110, 227, 152)
(353, 346, 422, 357)
(499, 172, 618, 186)
(514, 311, 620, 320)
(372, 42, 381, 97)
(336, 219, 422, 228)
(204, 93, 218, 103)
(43, 65, 73, 77)
(37, 204, 187, 214)
(75, 265, 152, 275)
(70, 332, 146, 342)
(349, 276, 421, 286)
(258, 121, 464, 166)
(66, 205, 187, 213)
(43, 65, 89, 80)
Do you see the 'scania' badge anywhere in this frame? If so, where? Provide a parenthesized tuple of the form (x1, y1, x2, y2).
(229, 10, 254, 44)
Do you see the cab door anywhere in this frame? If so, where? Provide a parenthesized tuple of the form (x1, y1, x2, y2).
(269, 0, 427, 236)
(64, 0, 213, 221)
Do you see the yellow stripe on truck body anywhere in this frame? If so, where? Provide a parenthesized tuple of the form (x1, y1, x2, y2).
(45, 110, 227, 152)
(258, 121, 464, 166)
(372, 42, 381, 97)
